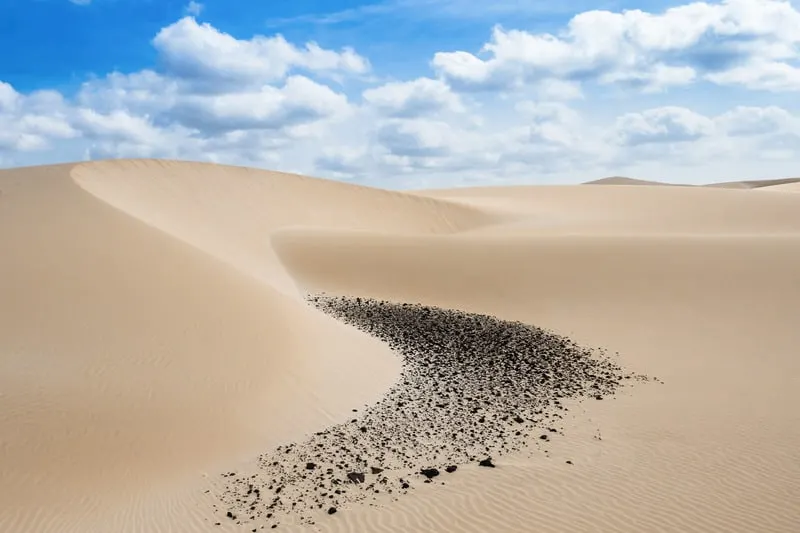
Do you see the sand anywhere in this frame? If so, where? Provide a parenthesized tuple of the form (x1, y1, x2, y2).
(1, 159, 799, 532)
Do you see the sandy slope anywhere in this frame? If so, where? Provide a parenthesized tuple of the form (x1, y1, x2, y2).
(704, 177, 800, 189)
(760, 181, 800, 193)
(3, 160, 800, 532)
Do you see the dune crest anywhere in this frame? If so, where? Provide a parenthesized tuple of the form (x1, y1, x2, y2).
(71, 159, 495, 296)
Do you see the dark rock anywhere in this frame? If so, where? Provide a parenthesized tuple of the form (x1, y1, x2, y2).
(327, 507, 337, 515)
(445, 465, 457, 473)
(347, 472, 365, 484)
(421, 468, 440, 479)
(215, 295, 642, 523)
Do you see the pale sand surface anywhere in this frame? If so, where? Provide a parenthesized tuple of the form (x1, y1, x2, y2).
(2, 159, 800, 532)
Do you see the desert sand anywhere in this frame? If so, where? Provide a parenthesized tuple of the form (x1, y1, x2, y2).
(1, 160, 799, 532)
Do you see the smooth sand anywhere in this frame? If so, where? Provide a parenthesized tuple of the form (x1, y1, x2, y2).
(2, 160, 799, 532)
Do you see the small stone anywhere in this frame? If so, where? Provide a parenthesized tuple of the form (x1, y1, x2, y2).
(566, 460, 573, 465)
(421, 468, 440, 479)
(478, 458, 495, 468)
(445, 465, 457, 473)
(370, 466, 384, 475)
(347, 472, 365, 484)
(306, 462, 316, 470)
(328, 507, 337, 515)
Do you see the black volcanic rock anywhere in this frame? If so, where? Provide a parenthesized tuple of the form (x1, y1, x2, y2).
(213, 295, 647, 529)
(421, 468, 440, 479)
(347, 472, 365, 484)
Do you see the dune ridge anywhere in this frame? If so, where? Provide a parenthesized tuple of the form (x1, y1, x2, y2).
(2, 159, 800, 532)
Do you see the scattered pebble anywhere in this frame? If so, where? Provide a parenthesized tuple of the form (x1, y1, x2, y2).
(215, 296, 648, 527)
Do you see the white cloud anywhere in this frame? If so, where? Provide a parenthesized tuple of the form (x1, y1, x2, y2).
(715, 105, 795, 135)
(0, 85, 78, 153)
(433, 0, 800, 92)
(152, 17, 369, 90)
(5, 3, 800, 186)
(706, 60, 800, 91)
(74, 109, 165, 144)
(0, 82, 20, 112)
(168, 76, 351, 132)
(376, 119, 454, 158)
(534, 79, 584, 100)
(363, 77, 464, 117)
(614, 106, 717, 146)
(185, 1, 203, 16)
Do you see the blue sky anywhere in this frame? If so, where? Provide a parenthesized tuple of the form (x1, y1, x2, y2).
(1, 0, 799, 187)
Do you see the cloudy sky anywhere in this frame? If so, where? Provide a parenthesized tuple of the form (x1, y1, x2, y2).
(1, 0, 799, 187)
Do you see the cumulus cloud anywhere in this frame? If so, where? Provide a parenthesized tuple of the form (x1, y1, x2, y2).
(433, 0, 800, 92)
(5, 2, 800, 185)
(315, 146, 372, 177)
(715, 105, 795, 136)
(152, 17, 369, 90)
(168, 76, 351, 132)
(376, 120, 455, 158)
(0, 84, 77, 153)
(614, 107, 717, 146)
(363, 78, 464, 117)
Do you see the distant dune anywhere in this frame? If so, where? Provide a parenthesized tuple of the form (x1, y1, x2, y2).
(704, 177, 800, 189)
(2, 159, 800, 533)
(583, 175, 800, 189)
(582, 176, 686, 186)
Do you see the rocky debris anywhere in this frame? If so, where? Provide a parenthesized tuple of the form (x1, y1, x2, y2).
(478, 458, 495, 468)
(215, 295, 648, 528)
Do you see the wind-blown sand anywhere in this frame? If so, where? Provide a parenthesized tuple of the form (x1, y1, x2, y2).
(2, 160, 799, 532)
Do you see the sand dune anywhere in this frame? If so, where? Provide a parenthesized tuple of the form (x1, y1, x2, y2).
(2, 160, 800, 532)
(703, 177, 800, 189)
(582, 176, 684, 186)
(760, 181, 800, 193)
